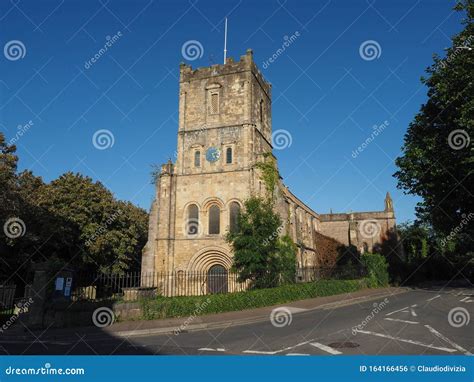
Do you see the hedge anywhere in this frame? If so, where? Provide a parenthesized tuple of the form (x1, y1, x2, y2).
(140, 278, 370, 320)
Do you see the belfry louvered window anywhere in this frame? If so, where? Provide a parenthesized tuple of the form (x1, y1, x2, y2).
(210, 93, 219, 114)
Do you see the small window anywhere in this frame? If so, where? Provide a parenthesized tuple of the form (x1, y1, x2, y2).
(194, 151, 201, 167)
(226, 147, 232, 164)
(210, 93, 219, 114)
(259, 100, 264, 123)
(209, 205, 220, 234)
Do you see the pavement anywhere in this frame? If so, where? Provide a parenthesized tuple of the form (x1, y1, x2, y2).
(0, 285, 472, 355)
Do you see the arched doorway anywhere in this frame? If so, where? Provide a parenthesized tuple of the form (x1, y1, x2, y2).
(207, 265, 228, 294)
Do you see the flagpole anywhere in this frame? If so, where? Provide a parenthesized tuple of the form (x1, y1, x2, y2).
(224, 17, 228, 64)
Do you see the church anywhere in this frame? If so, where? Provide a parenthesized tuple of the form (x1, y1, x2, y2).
(141, 49, 396, 293)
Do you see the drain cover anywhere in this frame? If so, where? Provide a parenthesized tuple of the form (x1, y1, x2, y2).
(328, 342, 360, 349)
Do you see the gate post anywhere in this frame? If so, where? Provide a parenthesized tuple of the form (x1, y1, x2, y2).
(25, 263, 49, 329)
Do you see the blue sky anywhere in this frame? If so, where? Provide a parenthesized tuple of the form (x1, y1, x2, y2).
(0, 0, 464, 223)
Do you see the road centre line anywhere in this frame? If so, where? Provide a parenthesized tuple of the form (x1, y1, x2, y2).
(426, 295, 441, 302)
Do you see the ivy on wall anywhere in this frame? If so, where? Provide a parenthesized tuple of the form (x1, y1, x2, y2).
(255, 153, 279, 201)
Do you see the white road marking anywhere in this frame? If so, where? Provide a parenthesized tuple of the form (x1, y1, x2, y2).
(410, 307, 417, 317)
(384, 318, 419, 325)
(460, 297, 469, 302)
(427, 295, 441, 302)
(198, 348, 226, 352)
(354, 329, 457, 353)
(242, 350, 276, 354)
(284, 307, 309, 313)
(243, 339, 315, 355)
(385, 306, 409, 316)
(424, 325, 472, 355)
(286, 353, 309, 356)
(310, 342, 342, 355)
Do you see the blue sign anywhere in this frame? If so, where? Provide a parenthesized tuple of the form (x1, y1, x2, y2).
(0, 356, 472, 381)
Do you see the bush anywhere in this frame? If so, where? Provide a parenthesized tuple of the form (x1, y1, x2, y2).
(361, 253, 389, 288)
(140, 278, 369, 320)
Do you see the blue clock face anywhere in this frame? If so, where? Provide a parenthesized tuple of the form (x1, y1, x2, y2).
(206, 147, 220, 162)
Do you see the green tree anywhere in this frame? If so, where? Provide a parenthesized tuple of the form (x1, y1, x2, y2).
(37, 172, 148, 273)
(394, 1, 473, 281)
(1, 133, 149, 282)
(226, 196, 296, 288)
(0, 133, 20, 223)
(395, 1, 473, 237)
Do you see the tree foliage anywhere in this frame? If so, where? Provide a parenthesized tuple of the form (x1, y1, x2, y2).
(394, 1, 473, 281)
(0, 132, 148, 283)
(226, 196, 296, 288)
(395, 0, 473, 236)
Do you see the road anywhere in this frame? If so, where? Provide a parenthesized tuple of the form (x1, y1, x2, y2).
(1, 287, 472, 355)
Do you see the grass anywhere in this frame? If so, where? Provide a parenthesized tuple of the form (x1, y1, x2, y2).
(139, 278, 371, 320)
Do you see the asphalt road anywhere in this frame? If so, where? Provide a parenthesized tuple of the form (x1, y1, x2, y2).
(1, 287, 472, 355)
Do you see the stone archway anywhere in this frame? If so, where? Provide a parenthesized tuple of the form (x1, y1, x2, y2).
(186, 247, 232, 295)
(186, 246, 232, 272)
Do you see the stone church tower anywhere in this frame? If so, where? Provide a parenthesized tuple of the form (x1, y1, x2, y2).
(142, 49, 397, 288)
(142, 49, 273, 277)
